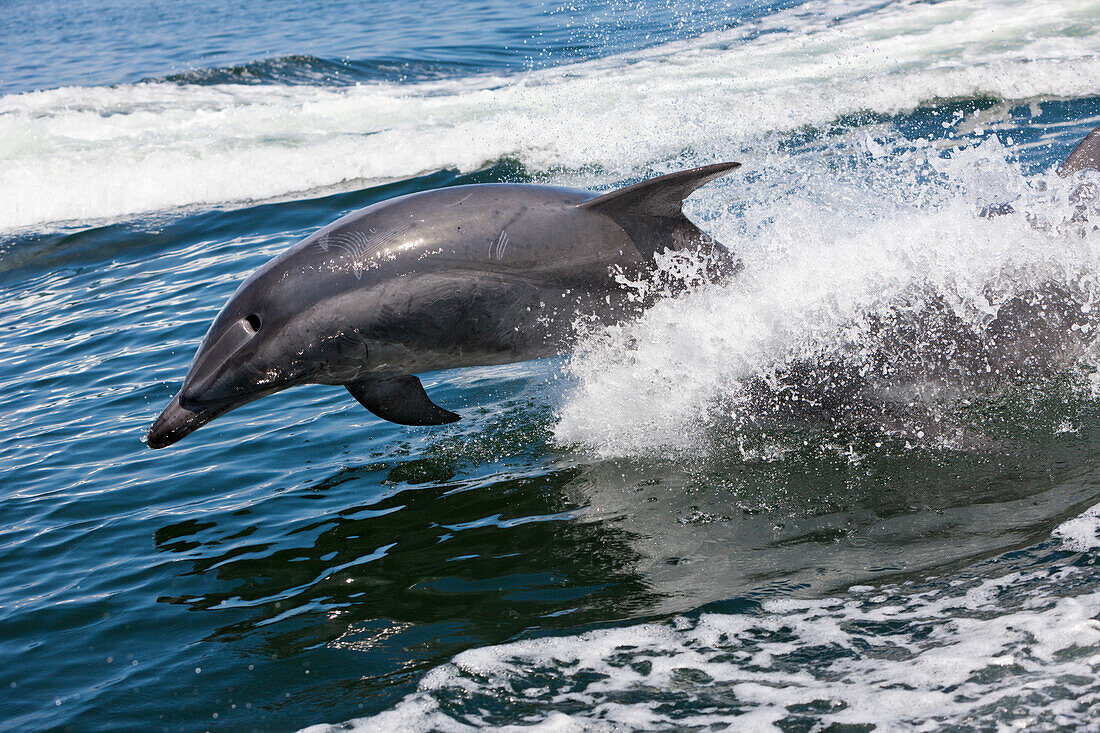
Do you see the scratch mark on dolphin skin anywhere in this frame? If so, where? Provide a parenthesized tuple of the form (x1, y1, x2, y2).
(489, 230, 509, 261)
(444, 193, 473, 208)
(317, 225, 412, 279)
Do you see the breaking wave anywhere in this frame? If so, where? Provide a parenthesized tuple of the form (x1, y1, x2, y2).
(554, 133, 1100, 457)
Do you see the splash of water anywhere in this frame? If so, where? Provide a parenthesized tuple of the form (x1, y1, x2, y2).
(554, 134, 1100, 457)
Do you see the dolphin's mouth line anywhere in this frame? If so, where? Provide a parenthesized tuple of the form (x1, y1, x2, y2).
(146, 393, 234, 449)
(147, 377, 303, 449)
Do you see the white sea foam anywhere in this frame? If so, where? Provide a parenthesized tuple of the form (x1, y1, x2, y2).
(1054, 502, 1100, 551)
(2, 0, 1099, 230)
(303, 533, 1100, 732)
(554, 132, 1100, 456)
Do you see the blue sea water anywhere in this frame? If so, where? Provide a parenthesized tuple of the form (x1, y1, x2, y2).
(3, 0, 1100, 731)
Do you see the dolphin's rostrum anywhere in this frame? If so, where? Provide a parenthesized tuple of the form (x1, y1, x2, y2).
(146, 163, 741, 448)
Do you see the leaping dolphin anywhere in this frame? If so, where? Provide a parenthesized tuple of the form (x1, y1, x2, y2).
(147, 162, 741, 448)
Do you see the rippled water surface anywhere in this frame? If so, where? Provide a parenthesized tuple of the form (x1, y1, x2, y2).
(3, 0, 1100, 730)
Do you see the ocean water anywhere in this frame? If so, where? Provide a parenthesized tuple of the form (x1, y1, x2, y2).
(3, 0, 1100, 730)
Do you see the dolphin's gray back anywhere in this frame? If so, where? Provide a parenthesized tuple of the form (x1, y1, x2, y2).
(257, 184, 642, 375)
(286, 184, 630, 281)
(273, 171, 740, 376)
(272, 163, 740, 291)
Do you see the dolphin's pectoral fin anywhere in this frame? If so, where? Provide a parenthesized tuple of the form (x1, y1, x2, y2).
(581, 161, 741, 258)
(346, 376, 461, 426)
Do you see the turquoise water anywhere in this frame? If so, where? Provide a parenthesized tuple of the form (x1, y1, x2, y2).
(3, 0, 1100, 730)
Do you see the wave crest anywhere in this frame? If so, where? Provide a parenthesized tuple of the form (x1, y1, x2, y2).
(553, 135, 1100, 456)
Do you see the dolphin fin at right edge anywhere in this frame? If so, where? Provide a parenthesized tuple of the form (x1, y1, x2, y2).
(1058, 123, 1100, 177)
(346, 375, 461, 426)
(581, 162, 741, 259)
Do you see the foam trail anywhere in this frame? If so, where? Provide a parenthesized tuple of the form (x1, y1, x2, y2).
(302, 518, 1100, 732)
(1054, 501, 1100, 551)
(2, 0, 1099, 230)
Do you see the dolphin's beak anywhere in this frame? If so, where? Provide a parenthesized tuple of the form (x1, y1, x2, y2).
(146, 392, 220, 449)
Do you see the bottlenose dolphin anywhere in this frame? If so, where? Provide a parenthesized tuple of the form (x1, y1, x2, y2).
(147, 162, 741, 448)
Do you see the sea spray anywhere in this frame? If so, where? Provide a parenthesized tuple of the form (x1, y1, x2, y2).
(554, 134, 1100, 457)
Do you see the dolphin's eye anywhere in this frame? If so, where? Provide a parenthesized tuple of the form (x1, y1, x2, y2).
(244, 314, 262, 333)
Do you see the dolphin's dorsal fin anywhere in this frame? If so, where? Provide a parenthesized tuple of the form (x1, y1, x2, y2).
(1058, 123, 1100, 177)
(347, 375, 461, 426)
(581, 162, 740, 258)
